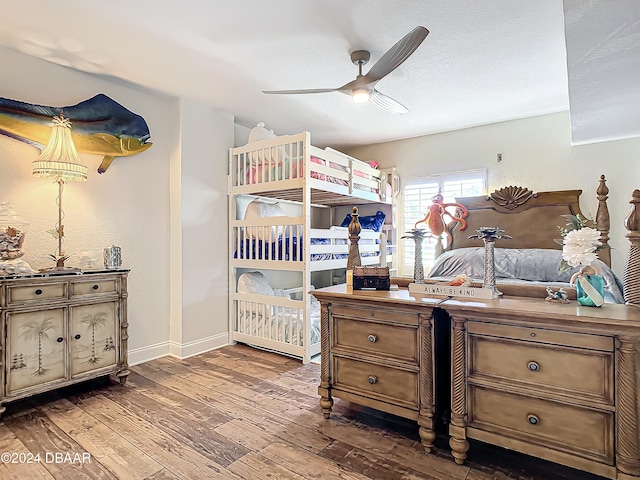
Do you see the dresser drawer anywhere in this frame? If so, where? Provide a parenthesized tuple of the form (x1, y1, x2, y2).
(71, 279, 117, 296)
(333, 317, 418, 364)
(469, 335, 614, 404)
(6, 282, 67, 305)
(333, 356, 418, 410)
(468, 321, 614, 351)
(469, 386, 614, 464)
(331, 305, 418, 326)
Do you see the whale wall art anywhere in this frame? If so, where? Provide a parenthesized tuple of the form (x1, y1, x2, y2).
(0, 93, 152, 173)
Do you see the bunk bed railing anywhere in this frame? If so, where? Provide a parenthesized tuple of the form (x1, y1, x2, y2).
(229, 132, 390, 203)
(231, 216, 391, 268)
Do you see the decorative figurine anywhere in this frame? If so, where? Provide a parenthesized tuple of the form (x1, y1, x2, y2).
(401, 228, 430, 284)
(468, 227, 511, 296)
(545, 286, 570, 303)
(414, 193, 470, 247)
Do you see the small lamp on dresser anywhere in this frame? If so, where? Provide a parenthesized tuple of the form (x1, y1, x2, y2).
(32, 112, 88, 272)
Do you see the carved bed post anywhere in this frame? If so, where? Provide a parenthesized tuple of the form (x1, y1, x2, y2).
(624, 189, 640, 306)
(596, 174, 612, 267)
(346, 206, 362, 270)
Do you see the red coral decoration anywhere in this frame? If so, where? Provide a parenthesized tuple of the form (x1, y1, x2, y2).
(414, 194, 469, 245)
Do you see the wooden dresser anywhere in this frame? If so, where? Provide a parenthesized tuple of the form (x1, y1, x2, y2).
(0, 270, 130, 417)
(317, 291, 444, 452)
(312, 285, 640, 480)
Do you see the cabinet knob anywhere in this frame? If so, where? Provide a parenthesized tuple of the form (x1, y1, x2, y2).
(368, 375, 377, 385)
(56, 337, 63, 343)
(74, 334, 81, 340)
(527, 361, 540, 372)
(527, 414, 539, 425)
(368, 334, 377, 343)
(369, 312, 375, 317)
(92, 284, 99, 290)
(35, 289, 43, 295)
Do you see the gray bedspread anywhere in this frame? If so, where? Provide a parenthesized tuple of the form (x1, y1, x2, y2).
(428, 247, 624, 304)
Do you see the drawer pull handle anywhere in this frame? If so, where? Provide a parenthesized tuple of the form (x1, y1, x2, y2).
(527, 361, 540, 372)
(527, 414, 539, 425)
(368, 334, 377, 343)
(530, 332, 536, 337)
(369, 312, 375, 317)
(368, 375, 377, 384)
(92, 284, 99, 290)
(56, 337, 63, 343)
(35, 289, 43, 295)
(74, 334, 81, 340)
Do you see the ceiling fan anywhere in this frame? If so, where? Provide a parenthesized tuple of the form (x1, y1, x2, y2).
(263, 26, 429, 114)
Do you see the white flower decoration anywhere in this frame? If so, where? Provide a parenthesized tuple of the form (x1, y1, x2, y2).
(562, 226, 601, 267)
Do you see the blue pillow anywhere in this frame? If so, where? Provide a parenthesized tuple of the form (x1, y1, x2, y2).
(340, 210, 386, 232)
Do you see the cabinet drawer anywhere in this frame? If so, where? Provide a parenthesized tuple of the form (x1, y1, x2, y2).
(71, 279, 117, 296)
(7, 282, 67, 305)
(469, 385, 614, 464)
(468, 321, 613, 351)
(331, 305, 418, 326)
(333, 356, 418, 410)
(333, 317, 418, 364)
(469, 336, 614, 404)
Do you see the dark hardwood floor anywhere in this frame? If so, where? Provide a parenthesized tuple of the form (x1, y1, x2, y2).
(0, 344, 606, 479)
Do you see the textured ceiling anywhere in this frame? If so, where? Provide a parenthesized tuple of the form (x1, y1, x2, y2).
(0, 0, 635, 148)
(563, 0, 640, 145)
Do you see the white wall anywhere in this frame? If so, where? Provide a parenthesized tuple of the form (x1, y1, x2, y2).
(0, 46, 234, 364)
(345, 112, 640, 279)
(172, 98, 233, 356)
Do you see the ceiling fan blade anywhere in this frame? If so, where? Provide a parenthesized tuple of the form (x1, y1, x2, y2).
(364, 26, 429, 84)
(370, 89, 408, 114)
(263, 88, 338, 95)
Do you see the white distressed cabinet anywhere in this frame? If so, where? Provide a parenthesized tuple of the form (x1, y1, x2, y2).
(0, 270, 129, 416)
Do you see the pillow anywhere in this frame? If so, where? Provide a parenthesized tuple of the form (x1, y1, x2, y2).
(244, 199, 289, 241)
(428, 247, 574, 282)
(340, 210, 386, 232)
(427, 247, 624, 303)
(237, 271, 274, 295)
(247, 122, 276, 144)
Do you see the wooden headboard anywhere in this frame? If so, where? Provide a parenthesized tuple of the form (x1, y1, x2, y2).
(442, 175, 611, 267)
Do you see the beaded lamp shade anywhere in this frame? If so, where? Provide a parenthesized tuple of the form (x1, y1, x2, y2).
(32, 113, 87, 271)
(33, 114, 87, 181)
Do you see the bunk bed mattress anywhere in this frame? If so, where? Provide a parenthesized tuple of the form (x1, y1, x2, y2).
(236, 295, 321, 345)
(234, 237, 332, 261)
(241, 155, 391, 196)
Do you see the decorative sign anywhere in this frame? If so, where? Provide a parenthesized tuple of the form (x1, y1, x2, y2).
(408, 283, 496, 299)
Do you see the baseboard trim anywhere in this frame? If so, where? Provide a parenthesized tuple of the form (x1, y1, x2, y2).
(168, 333, 229, 359)
(128, 333, 230, 365)
(128, 342, 171, 366)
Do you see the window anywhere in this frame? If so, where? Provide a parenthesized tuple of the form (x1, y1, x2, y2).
(400, 169, 487, 276)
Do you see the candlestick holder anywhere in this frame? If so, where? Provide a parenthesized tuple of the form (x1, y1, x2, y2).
(468, 227, 511, 297)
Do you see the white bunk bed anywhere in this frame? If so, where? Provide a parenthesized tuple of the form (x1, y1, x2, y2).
(228, 131, 400, 363)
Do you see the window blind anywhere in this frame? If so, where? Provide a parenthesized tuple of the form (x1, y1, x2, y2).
(400, 170, 486, 276)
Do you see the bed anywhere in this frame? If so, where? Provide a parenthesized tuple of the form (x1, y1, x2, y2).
(401, 175, 625, 303)
(229, 131, 400, 363)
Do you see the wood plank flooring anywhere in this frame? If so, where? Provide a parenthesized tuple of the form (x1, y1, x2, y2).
(0, 344, 606, 480)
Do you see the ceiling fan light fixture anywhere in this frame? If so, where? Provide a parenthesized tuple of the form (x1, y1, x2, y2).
(352, 89, 370, 103)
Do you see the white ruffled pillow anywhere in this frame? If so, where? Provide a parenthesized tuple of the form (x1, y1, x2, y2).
(237, 271, 274, 295)
(244, 199, 290, 242)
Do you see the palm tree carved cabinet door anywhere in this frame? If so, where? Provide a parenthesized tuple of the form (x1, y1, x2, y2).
(0, 271, 129, 418)
(69, 302, 117, 376)
(7, 308, 66, 393)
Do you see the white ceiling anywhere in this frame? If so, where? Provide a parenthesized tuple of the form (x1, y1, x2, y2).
(1, 0, 637, 149)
